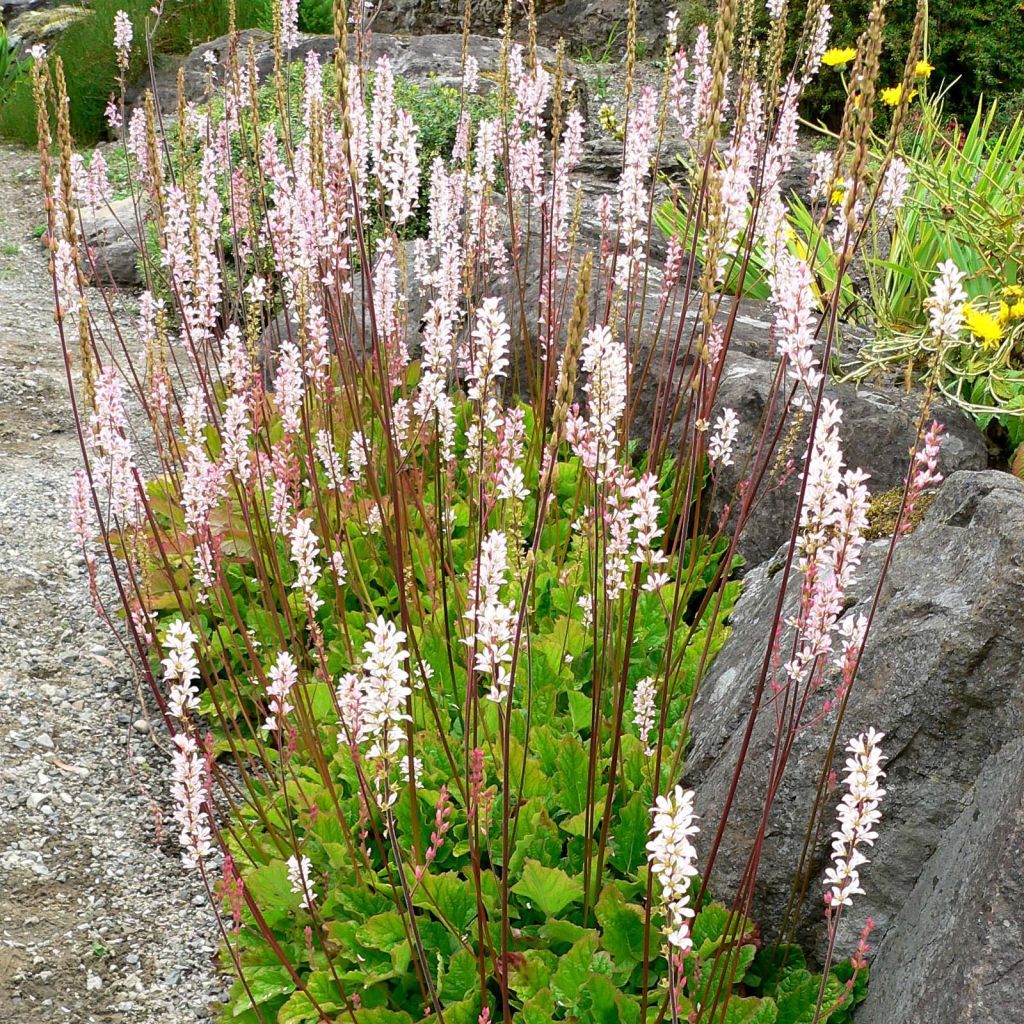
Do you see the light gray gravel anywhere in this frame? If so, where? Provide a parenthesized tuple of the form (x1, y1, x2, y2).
(0, 141, 224, 1024)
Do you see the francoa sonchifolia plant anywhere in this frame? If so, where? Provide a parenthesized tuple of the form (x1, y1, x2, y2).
(40, 0, 946, 1019)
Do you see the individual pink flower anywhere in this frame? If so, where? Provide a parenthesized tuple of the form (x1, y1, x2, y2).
(264, 651, 298, 734)
(925, 261, 967, 341)
(162, 619, 201, 721)
(286, 853, 316, 908)
(171, 733, 214, 870)
(68, 470, 95, 547)
(464, 531, 517, 704)
(280, 0, 298, 50)
(770, 252, 822, 403)
(708, 408, 740, 468)
(289, 515, 323, 612)
(579, 324, 628, 468)
(899, 421, 945, 534)
(824, 729, 886, 908)
(467, 297, 510, 402)
(876, 157, 910, 219)
(113, 10, 133, 68)
(89, 368, 140, 523)
(632, 675, 658, 754)
(648, 786, 700, 950)
(275, 340, 305, 436)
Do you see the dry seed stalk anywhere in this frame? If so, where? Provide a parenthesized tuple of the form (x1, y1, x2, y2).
(885, 0, 926, 148)
(704, 0, 741, 157)
(143, 92, 166, 231)
(551, 253, 593, 443)
(52, 59, 77, 254)
(842, 0, 887, 245)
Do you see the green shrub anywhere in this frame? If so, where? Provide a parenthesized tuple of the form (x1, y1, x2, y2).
(297, 0, 334, 35)
(0, 23, 30, 107)
(800, 0, 1024, 125)
(0, 0, 269, 144)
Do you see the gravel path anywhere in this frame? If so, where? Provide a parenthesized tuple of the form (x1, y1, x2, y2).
(0, 142, 223, 1023)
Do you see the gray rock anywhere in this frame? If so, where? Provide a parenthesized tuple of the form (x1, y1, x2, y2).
(686, 470, 1024, 963)
(856, 737, 1024, 1024)
(373, 0, 682, 53)
(7, 4, 90, 48)
(632, 347, 987, 566)
(171, 31, 585, 121)
(1, 0, 47, 20)
(79, 197, 145, 288)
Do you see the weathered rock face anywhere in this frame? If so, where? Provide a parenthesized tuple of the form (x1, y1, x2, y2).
(7, 4, 90, 48)
(2, 0, 48, 22)
(684, 470, 1024, 968)
(372, 0, 680, 53)
(79, 197, 145, 288)
(703, 351, 988, 565)
(164, 31, 584, 116)
(856, 736, 1024, 1024)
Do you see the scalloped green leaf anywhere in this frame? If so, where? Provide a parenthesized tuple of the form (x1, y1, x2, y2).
(511, 859, 583, 918)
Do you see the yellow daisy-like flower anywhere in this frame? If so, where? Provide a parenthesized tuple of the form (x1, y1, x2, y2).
(880, 84, 918, 106)
(914, 60, 934, 78)
(999, 287, 1024, 321)
(963, 305, 1004, 350)
(822, 47, 857, 67)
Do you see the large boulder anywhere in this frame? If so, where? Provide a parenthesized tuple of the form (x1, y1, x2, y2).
(7, 4, 90, 48)
(631, 347, 988, 566)
(684, 470, 1024, 965)
(79, 196, 145, 288)
(372, 0, 689, 53)
(856, 736, 1024, 1024)
(2, 0, 47, 21)
(165, 31, 585, 118)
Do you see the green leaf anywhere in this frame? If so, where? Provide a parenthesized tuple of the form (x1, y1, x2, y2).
(594, 885, 646, 969)
(508, 949, 557, 1000)
(433, 993, 482, 1024)
(554, 736, 589, 815)
(582, 973, 642, 1024)
(608, 793, 650, 875)
(357, 912, 407, 952)
(511, 859, 584, 918)
(721, 995, 779, 1024)
(353, 1010, 414, 1024)
(243, 860, 300, 928)
(773, 967, 844, 1024)
(538, 919, 590, 948)
(520, 987, 556, 1024)
(567, 690, 592, 733)
(411, 871, 477, 930)
(230, 965, 293, 1016)
(508, 801, 563, 877)
(440, 949, 478, 1004)
(277, 972, 348, 1024)
(550, 931, 599, 1009)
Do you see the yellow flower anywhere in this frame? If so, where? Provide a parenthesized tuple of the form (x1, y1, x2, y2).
(830, 185, 847, 205)
(963, 305, 1004, 350)
(914, 60, 934, 78)
(1000, 287, 1024, 320)
(822, 47, 857, 67)
(881, 84, 917, 106)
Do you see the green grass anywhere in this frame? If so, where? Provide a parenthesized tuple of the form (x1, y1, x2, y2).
(0, 0, 269, 145)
